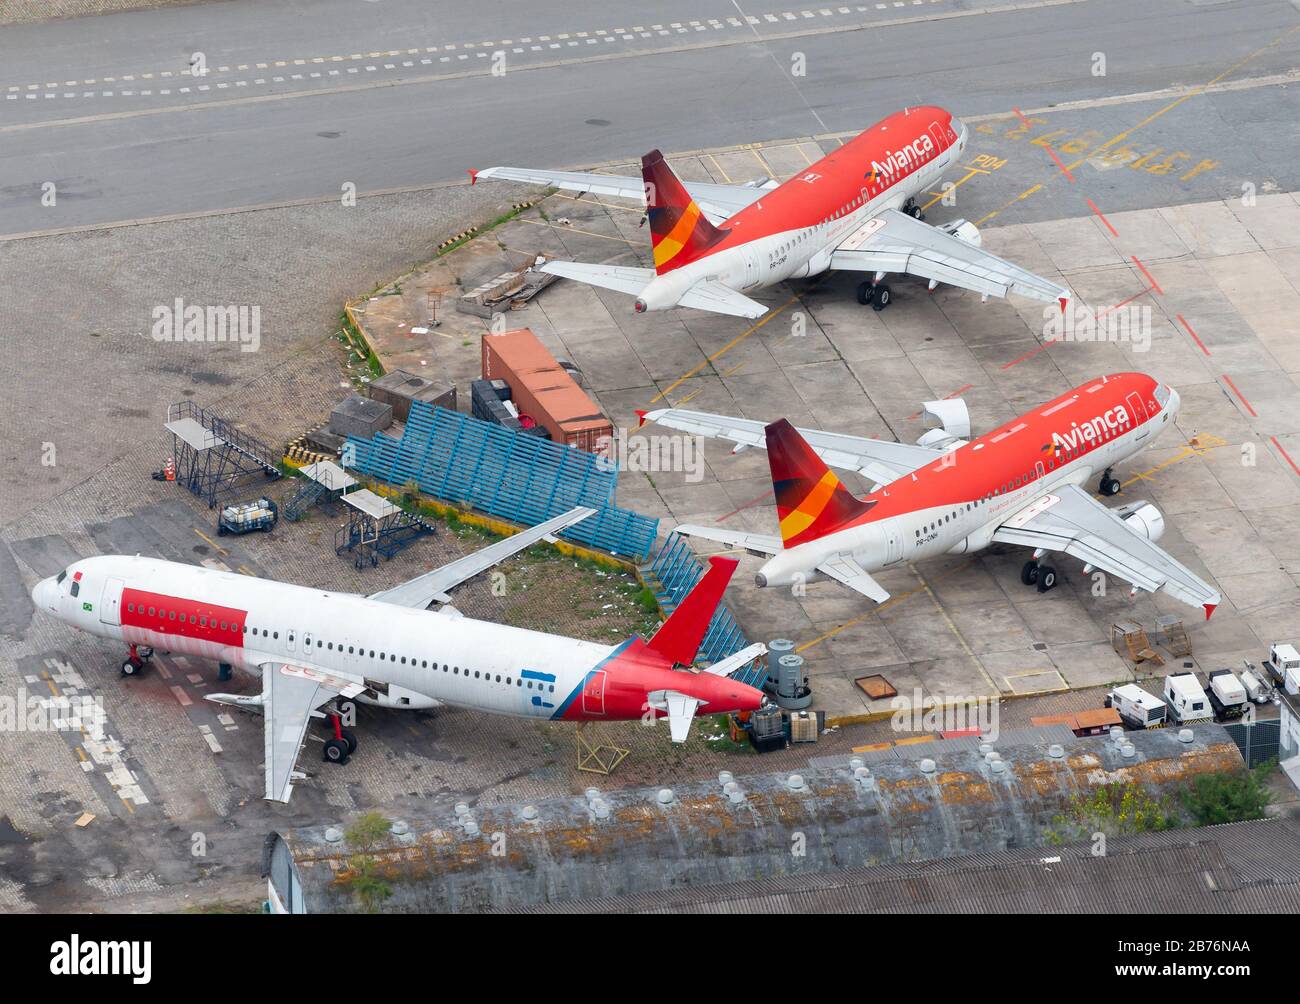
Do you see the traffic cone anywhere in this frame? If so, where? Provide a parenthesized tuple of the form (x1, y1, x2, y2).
(164, 457, 175, 481)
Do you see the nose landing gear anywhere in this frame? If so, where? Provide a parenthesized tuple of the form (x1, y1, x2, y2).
(121, 644, 154, 676)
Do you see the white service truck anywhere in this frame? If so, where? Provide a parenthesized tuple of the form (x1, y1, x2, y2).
(1163, 672, 1213, 725)
(1206, 669, 1249, 720)
(1105, 684, 1167, 729)
(1266, 643, 1300, 695)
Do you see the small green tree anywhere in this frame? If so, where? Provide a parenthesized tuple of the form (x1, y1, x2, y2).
(343, 812, 394, 913)
(1045, 782, 1175, 845)
(1181, 762, 1275, 826)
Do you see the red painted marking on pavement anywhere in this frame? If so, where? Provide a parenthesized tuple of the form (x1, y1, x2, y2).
(718, 492, 771, 523)
(1272, 436, 1300, 477)
(1177, 313, 1210, 356)
(1086, 197, 1118, 237)
(1097, 288, 1151, 319)
(1002, 338, 1061, 370)
(1221, 374, 1257, 418)
(1043, 144, 1075, 182)
(1130, 256, 1164, 295)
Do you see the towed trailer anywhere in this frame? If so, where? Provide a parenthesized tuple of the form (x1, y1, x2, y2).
(218, 497, 278, 536)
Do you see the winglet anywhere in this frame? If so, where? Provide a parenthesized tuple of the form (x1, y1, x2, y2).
(1059, 295, 1069, 314)
(1204, 602, 1217, 621)
(646, 555, 738, 665)
(635, 409, 649, 428)
(468, 169, 478, 185)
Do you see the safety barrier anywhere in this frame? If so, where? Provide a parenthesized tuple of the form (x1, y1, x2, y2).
(345, 403, 658, 560)
(1222, 719, 1281, 769)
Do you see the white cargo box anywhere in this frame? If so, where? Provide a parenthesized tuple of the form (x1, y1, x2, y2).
(1108, 684, 1166, 727)
(1164, 672, 1212, 723)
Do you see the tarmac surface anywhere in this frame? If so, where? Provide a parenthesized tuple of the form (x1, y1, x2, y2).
(0, 0, 1297, 911)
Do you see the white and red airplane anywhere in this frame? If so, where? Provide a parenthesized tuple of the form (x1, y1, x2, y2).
(643, 372, 1221, 619)
(472, 106, 1069, 318)
(29, 508, 766, 803)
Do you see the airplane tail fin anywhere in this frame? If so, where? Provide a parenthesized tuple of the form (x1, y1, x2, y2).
(642, 149, 728, 275)
(645, 555, 738, 665)
(766, 419, 876, 548)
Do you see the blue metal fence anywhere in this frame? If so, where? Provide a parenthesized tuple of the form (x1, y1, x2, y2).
(648, 534, 766, 687)
(345, 403, 658, 559)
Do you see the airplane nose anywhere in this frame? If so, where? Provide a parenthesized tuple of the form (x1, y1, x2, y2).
(1167, 387, 1181, 418)
(31, 576, 57, 611)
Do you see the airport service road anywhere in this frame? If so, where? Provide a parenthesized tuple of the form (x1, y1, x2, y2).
(2, 0, 1299, 235)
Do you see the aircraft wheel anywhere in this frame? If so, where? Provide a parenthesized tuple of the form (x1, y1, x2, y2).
(872, 284, 892, 311)
(857, 281, 876, 305)
(323, 738, 350, 764)
(340, 729, 358, 756)
(1100, 476, 1122, 496)
(1020, 560, 1039, 586)
(907, 204, 924, 220)
(1037, 565, 1058, 592)
(121, 658, 143, 677)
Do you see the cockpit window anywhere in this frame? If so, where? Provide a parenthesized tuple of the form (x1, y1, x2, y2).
(70, 581, 80, 597)
(56, 570, 67, 584)
(1154, 384, 1170, 407)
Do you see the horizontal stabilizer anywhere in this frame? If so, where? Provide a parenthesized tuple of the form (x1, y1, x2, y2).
(538, 260, 654, 296)
(702, 642, 769, 677)
(664, 690, 704, 743)
(677, 279, 768, 318)
(817, 553, 891, 603)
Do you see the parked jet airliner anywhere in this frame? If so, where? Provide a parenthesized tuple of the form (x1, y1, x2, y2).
(473, 106, 1069, 318)
(644, 373, 1220, 618)
(29, 508, 766, 803)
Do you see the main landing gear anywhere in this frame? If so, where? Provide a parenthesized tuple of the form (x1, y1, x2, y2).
(857, 280, 892, 311)
(1099, 468, 1122, 496)
(121, 644, 154, 677)
(1021, 559, 1058, 593)
(322, 711, 358, 765)
(904, 198, 925, 221)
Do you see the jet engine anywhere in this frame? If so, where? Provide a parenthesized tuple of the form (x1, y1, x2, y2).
(1113, 501, 1165, 542)
(916, 398, 971, 450)
(937, 219, 981, 247)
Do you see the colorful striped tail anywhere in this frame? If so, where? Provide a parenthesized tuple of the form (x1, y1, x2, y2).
(766, 419, 875, 547)
(642, 149, 728, 274)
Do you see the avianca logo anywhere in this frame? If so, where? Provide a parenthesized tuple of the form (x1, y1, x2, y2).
(1051, 405, 1131, 451)
(866, 134, 935, 181)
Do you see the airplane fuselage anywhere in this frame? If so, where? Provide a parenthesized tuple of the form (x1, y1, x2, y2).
(636, 106, 967, 309)
(757, 373, 1179, 587)
(30, 556, 762, 723)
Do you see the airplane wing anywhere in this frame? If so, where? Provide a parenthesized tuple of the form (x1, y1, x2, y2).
(471, 166, 766, 224)
(992, 484, 1221, 617)
(209, 662, 366, 804)
(816, 553, 891, 603)
(677, 279, 768, 319)
(367, 506, 596, 609)
(645, 408, 940, 489)
(830, 209, 1071, 307)
(673, 524, 783, 556)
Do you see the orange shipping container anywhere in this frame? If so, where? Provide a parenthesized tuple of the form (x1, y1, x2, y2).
(481, 328, 613, 453)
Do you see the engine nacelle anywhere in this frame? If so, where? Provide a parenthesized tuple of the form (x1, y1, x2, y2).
(1114, 501, 1165, 542)
(938, 219, 981, 247)
(917, 398, 971, 450)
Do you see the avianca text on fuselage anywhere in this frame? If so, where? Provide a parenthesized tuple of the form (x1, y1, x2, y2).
(1051, 405, 1131, 453)
(867, 133, 936, 184)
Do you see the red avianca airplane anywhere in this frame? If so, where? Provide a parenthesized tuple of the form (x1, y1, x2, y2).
(29, 509, 766, 803)
(645, 373, 1221, 619)
(473, 106, 1069, 318)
